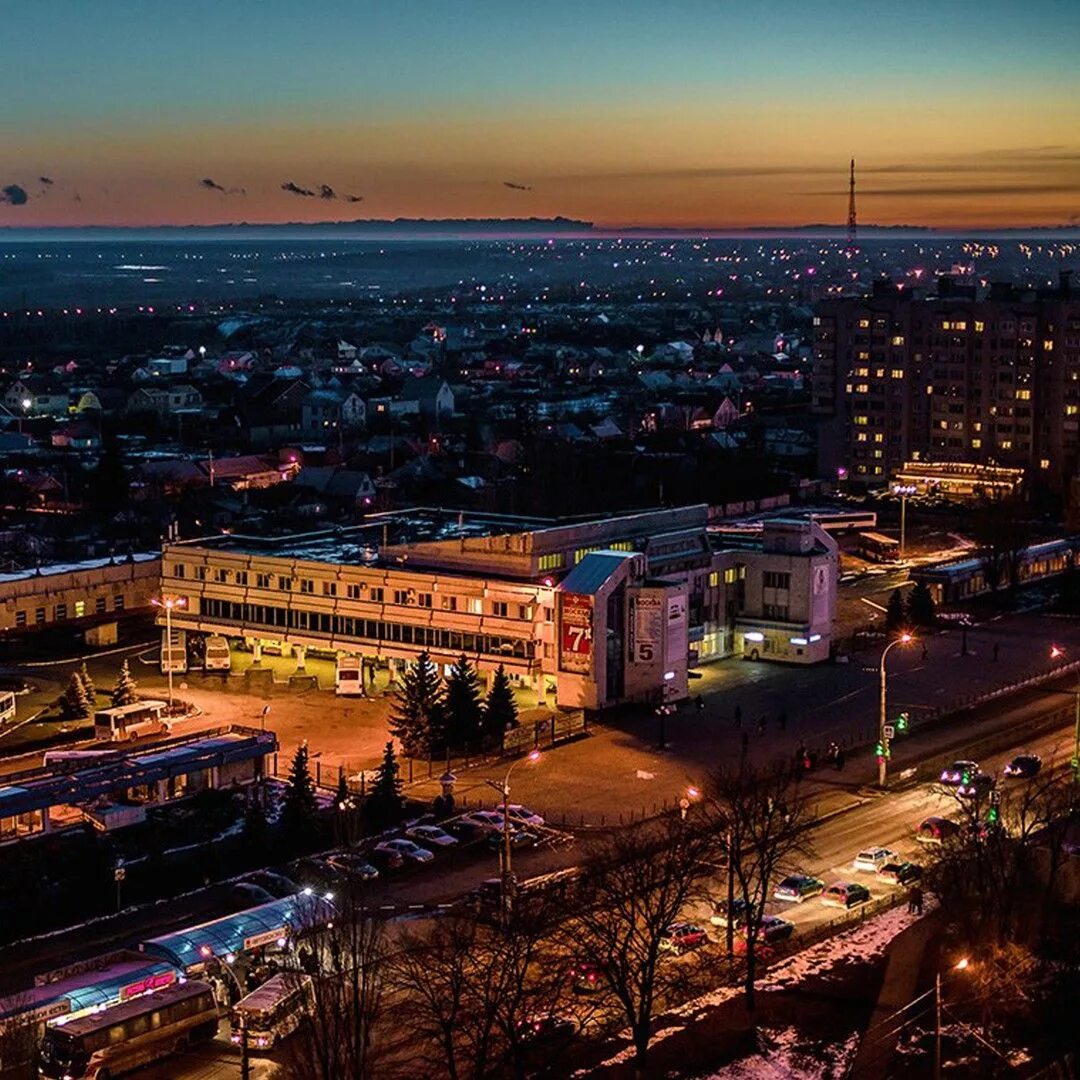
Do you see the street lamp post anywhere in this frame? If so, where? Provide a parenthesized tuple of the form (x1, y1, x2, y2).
(485, 749, 541, 928)
(151, 596, 186, 709)
(879, 633, 913, 788)
(892, 484, 917, 559)
(936, 958, 969, 1080)
(18, 398, 31, 436)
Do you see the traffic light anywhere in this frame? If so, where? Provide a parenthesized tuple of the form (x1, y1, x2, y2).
(896, 712, 909, 733)
(961, 769, 971, 786)
(875, 740, 890, 760)
(988, 788, 1001, 825)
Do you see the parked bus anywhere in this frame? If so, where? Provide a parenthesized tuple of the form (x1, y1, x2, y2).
(810, 509, 877, 534)
(94, 700, 169, 742)
(37, 980, 218, 1080)
(160, 628, 188, 675)
(335, 655, 364, 696)
(229, 973, 313, 1050)
(0, 691, 15, 726)
(204, 635, 231, 672)
(858, 531, 900, 563)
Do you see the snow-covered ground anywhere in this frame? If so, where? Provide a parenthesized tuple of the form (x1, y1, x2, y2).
(587, 903, 930, 1076)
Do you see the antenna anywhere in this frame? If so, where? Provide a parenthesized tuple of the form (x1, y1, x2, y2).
(846, 158, 857, 256)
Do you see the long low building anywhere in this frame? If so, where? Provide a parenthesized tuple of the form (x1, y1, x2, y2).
(160, 505, 838, 711)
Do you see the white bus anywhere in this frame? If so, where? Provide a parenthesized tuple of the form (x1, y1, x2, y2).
(0, 691, 15, 726)
(160, 628, 188, 675)
(204, 635, 231, 672)
(230, 973, 313, 1050)
(94, 700, 169, 742)
(38, 981, 218, 1080)
(335, 655, 364, 696)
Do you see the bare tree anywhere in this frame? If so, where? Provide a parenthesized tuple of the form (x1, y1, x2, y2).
(280, 890, 389, 1080)
(970, 492, 1032, 598)
(560, 813, 718, 1074)
(705, 759, 814, 1011)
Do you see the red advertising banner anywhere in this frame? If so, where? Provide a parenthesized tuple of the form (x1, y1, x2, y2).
(559, 593, 594, 674)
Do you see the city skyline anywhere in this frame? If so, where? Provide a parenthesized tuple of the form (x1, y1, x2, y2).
(3, 0, 1080, 229)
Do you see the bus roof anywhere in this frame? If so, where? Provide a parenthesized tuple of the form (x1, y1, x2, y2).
(47, 981, 212, 1037)
(859, 531, 899, 546)
(234, 973, 309, 1013)
(95, 700, 168, 718)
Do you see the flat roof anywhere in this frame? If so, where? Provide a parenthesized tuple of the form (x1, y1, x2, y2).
(0, 552, 159, 585)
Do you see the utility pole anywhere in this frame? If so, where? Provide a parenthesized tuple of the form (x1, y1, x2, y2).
(846, 158, 858, 257)
(878, 634, 912, 788)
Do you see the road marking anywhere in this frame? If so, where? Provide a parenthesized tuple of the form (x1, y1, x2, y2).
(860, 597, 887, 613)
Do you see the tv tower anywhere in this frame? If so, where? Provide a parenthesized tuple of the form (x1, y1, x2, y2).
(845, 157, 857, 256)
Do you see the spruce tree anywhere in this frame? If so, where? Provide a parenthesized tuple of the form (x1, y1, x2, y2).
(885, 588, 907, 633)
(484, 664, 518, 741)
(389, 651, 444, 757)
(280, 743, 318, 846)
(367, 740, 404, 827)
(335, 771, 350, 809)
(443, 654, 484, 749)
(77, 662, 97, 706)
(61, 671, 91, 720)
(907, 581, 937, 629)
(112, 660, 138, 706)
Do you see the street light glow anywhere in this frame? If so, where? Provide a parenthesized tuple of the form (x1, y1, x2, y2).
(954, 957, 969, 971)
(900, 633, 913, 644)
(1051, 644, 1064, 659)
(527, 749, 541, 764)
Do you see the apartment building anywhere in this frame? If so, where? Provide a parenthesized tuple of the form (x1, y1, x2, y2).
(813, 273, 1080, 492)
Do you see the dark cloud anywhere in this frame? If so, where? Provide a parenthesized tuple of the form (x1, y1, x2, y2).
(72, 192, 82, 203)
(343, 193, 363, 203)
(38, 176, 54, 186)
(281, 181, 316, 198)
(1, 184, 29, 206)
(200, 177, 245, 195)
(318, 184, 336, 200)
(503, 180, 532, 191)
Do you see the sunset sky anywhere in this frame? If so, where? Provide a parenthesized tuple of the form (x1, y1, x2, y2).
(3, 0, 1080, 229)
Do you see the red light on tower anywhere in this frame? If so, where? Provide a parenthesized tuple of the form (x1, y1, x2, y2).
(1050, 644, 1065, 660)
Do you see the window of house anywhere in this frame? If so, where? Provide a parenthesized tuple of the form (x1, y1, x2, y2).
(418, 593, 433, 608)
(347, 584, 362, 600)
(278, 577, 292, 590)
(256, 573, 271, 589)
(114, 595, 124, 611)
(96, 596, 107, 614)
(518, 604, 532, 620)
(15, 611, 26, 628)
(235, 571, 248, 586)
(441, 595, 458, 611)
(370, 587, 384, 603)
(708, 571, 719, 587)
(75, 600, 86, 618)
(300, 579, 314, 594)
(35, 608, 46, 625)
(763, 571, 791, 590)
(195, 566, 207, 581)
(467, 597, 482, 615)
(538, 553, 565, 572)
(55, 603, 67, 620)
(173, 564, 186, 579)
(213, 568, 228, 583)
(492, 601, 509, 618)
(393, 589, 408, 605)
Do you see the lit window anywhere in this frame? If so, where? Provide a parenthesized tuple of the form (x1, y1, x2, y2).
(725, 567, 738, 584)
(972, 438, 982, 448)
(890, 336, 904, 346)
(891, 369, 904, 379)
(1000, 439, 1013, 449)
(74, 600, 86, 618)
(1044, 340, 1054, 351)
(874, 433, 884, 443)
(1067, 405, 1079, 416)
(856, 432, 868, 442)
(708, 571, 719, 587)
(974, 321, 985, 332)
(858, 319, 870, 329)
(856, 383, 869, 394)
(538, 553, 565, 572)
(467, 597, 482, 614)
(973, 422, 982, 432)
(1040, 458, 1051, 469)
(854, 415, 868, 426)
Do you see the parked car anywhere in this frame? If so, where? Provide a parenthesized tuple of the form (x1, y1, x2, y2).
(506, 804, 545, 828)
(324, 853, 379, 881)
(368, 846, 405, 871)
(459, 810, 507, 833)
(940, 760, 979, 786)
(659, 922, 709, 955)
(288, 857, 342, 891)
(774, 874, 825, 903)
(1003, 753, 1042, 779)
(445, 819, 484, 842)
(821, 882, 871, 909)
(487, 828, 538, 851)
(405, 824, 458, 848)
(375, 839, 434, 864)
(853, 847, 896, 873)
(241, 870, 299, 898)
(229, 882, 274, 907)
(958, 772, 995, 799)
(517, 1014, 576, 1046)
(878, 861, 922, 886)
(916, 817, 960, 845)
(734, 915, 795, 954)
(710, 898, 751, 929)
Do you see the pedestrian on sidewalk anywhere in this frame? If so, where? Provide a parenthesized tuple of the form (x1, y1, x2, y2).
(777, 710, 787, 732)
(733, 704, 743, 729)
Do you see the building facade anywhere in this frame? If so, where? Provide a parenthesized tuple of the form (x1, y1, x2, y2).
(159, 506, 837, 711)
(813, 274, 1080, 492)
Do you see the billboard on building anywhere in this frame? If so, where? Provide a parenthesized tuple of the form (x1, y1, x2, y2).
(666, 595, 687, 658)
(628, 593, 663, 664)
(558, 592, 594, 674)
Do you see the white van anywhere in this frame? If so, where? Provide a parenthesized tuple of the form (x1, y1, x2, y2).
(94, 700, 170, 741)
(204, 636, 231, 672)
(335, 655, 364, 696)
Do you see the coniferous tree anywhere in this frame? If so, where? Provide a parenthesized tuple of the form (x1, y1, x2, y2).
(367, 740, 404, 827)
(484, 664, 518, 742)
(885, 588, 907, 633)
(77, 661, 96, 706)
(61, 671, 91, 720)
(281, 743, 319, 847)
(112, 660, 138, 706)
(389, 652, 444, 757)
(335, 771, 350, 809)
(443, 654, 484, 748)
(907, 580, 937, 629)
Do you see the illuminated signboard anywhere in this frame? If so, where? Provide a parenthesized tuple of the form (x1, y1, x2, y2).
(243, 928, 288, 952)
(558, 593, 593, 674)
(119, 970, 176, 1002)
(628, 593, 663, 664)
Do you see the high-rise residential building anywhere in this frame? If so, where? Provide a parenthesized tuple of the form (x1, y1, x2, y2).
(813, 273, 1080, 494)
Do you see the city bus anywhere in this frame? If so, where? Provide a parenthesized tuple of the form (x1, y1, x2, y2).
(858, 531, 900, 563)
(229, 973, 313, 1049)
(203, 635, 231, 672)
(0, 690, 15, 726)
(94, 700, 169, 742)
(37, 980, 218, 1080)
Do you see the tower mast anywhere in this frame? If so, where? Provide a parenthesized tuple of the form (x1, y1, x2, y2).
(846, 157, 857, 256)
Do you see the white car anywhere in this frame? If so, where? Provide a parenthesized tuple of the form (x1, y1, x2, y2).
(506, 804, 545, 828)
(853, 847, 895, 873)
(375, 839, 434, 864)
(460, 810, 507, 833)
(405, 824, 458, 848)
